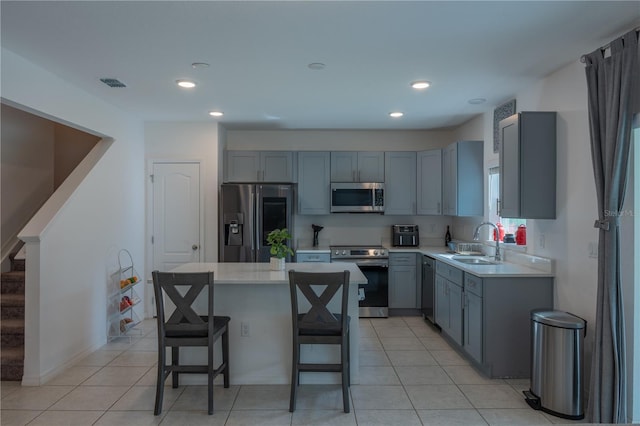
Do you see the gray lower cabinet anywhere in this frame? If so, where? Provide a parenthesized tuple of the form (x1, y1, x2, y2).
(463, 290, 483, 364)
(296, 252, 330, 263)
(389, 253, 418, 309)
(434, 261, 463, 345)
(435, 263, 554, 378)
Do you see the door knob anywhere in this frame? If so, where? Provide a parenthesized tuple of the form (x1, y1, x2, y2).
(192, 244, 199, 250)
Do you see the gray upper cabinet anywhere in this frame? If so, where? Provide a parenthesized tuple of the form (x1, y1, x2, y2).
(297, 152, 331, 215)
(499, 112, 557, 219)
(225, 151, 295, 182)
(384, 152, 416, 215)
(417, 149, 442, 215)
(442, 140, 483, 217)
(330, 151, 384, 182)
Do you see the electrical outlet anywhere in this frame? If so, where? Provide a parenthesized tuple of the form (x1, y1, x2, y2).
(588, 241, 598, 258)
(240, 322, 250, 337)
(538, 233, 545, 249)
(429, 223, 436, 234)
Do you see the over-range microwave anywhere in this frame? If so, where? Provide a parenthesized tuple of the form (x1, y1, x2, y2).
(330, 182, 385, 213)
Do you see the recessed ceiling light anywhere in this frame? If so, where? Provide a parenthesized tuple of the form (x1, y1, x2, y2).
(468, 98, 487, 105)
(411, 81, 431, 90)
(209, 111, 224, 117)
(176, 79, 196, 88)
(308, 62, 326, 70)
(191, 62, 210, 69)
(389, 112, 404, 118)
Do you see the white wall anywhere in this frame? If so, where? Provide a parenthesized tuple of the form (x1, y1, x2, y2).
(2, 47, 145, 384)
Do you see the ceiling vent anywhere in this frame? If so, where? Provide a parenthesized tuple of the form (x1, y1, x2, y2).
(100, 78, 126, 88)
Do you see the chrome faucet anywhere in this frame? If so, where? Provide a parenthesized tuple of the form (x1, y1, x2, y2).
(473, 222, 501, 262)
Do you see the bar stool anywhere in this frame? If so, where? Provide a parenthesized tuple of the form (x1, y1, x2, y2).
(151, 270, 230, 415)
(288, 270, 350, 413)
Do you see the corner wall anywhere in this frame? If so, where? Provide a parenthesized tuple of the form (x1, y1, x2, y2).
(2, 47, 145, 384)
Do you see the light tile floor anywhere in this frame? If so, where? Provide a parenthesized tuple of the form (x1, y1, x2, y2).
(1, 317, 597, 425)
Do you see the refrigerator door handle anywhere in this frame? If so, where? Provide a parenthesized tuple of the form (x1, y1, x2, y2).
(250, 191, 256, 255)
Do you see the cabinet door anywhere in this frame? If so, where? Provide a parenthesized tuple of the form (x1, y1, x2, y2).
(261, 151, 294, 182)
(448, 281, 463, 345)
(442, 144, 458, 215)
(331, 152, 358, 182)
(464, 291, 483, 363)
(358, 152, 385, 182)
(384, 152, 416, 215)
(296, 252, 330, 262)
(389, 265, 417, 309)
(297, 152, 330, 214)
(417, 149, 442, 215)
(226, 151, 260, 182)
(499, 116, 520, 218)
(434, 275, 449, 331)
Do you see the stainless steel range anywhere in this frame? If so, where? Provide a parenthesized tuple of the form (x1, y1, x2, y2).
(330, 245, 389, 318)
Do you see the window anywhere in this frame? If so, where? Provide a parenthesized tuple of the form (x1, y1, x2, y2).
(488, 167, 526, 240)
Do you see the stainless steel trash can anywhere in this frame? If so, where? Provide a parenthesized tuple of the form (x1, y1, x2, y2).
(523, 310, 586, 420)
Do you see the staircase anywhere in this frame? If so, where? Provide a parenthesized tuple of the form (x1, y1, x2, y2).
(1, 255, 25, 381)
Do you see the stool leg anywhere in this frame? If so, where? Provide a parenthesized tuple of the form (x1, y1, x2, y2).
(154, 345, 165, 415)
(289, 339, 299, 412)
(341, 336, 350, 413)
(222, 327, 230, 388)
(172, 347, 179, 388)
(208, 337, 214, 415)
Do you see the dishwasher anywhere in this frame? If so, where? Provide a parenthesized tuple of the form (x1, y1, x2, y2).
(421, 255, 435, 324)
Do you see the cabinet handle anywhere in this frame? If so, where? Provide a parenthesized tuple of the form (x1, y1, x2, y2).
(496, 198, 501, 216)
(437, 202, 441, 214)
(257, 170, 261, 181)
(192, 244, 199, 250)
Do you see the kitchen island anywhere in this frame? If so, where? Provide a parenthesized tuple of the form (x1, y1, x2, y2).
(167, 262, 367, 385)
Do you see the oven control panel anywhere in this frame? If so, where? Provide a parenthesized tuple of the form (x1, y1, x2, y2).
(330, 246, 387, 260)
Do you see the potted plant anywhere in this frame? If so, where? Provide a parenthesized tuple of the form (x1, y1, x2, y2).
(266, 228, 294, 270)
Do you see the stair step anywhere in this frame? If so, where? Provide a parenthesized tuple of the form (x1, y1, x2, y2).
(1, 271, 25, 294)
(1, 305, 25, 320)
(1, 318, 25, 334)
(12, 258, 25, 272)
(1, 318, 25, 347)
(1, 293, 25, 307)
(1, 346, 24, 381)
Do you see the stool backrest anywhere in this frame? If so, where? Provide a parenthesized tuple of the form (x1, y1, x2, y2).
(152, 271, 214, 336)
(288, 270, 350, 333)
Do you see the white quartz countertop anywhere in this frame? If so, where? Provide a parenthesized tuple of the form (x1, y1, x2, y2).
(171, 262, 367, 284)
(387, 245, 554, 278)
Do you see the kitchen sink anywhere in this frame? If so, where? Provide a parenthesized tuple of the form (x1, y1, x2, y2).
(451, 256, 497, 265)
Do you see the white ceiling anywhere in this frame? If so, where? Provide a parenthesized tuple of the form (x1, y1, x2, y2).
(1, 1, 638, 130)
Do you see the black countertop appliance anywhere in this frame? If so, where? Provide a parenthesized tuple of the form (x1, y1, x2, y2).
(392, 224, 419, 247)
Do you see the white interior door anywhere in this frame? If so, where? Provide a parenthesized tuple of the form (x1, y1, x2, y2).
(152, 162, 202, 272)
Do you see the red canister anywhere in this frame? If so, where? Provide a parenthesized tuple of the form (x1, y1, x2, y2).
(493, 223, 505, 242)
(516, 224, 527, 245)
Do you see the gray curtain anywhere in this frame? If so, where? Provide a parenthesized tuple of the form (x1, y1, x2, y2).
(584, 29, 639, 423)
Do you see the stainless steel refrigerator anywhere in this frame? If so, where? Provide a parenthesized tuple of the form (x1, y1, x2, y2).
(219, 183, 295, 262)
